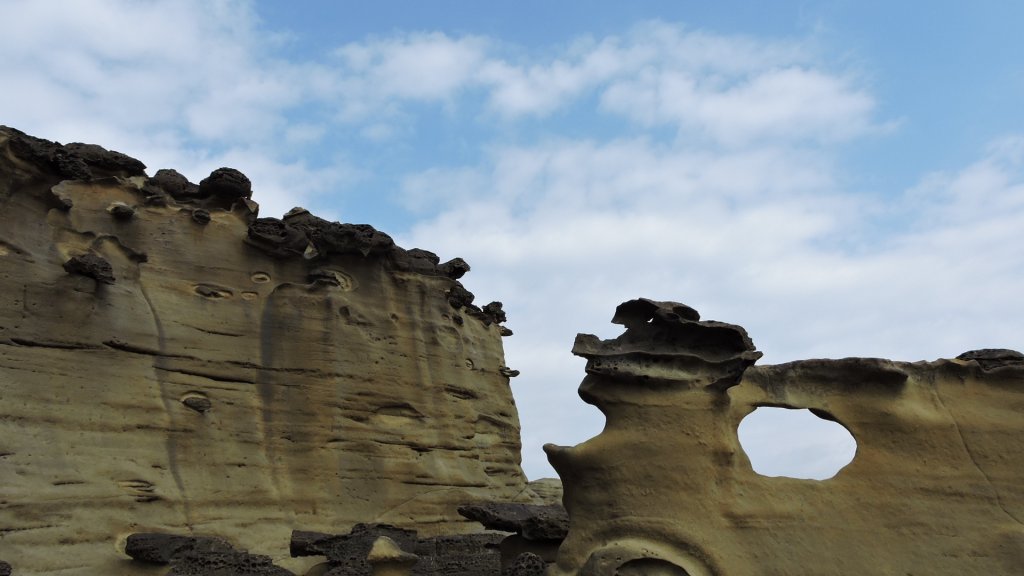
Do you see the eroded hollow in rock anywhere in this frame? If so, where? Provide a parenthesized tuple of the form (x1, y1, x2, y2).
(737, 406, 857, 480)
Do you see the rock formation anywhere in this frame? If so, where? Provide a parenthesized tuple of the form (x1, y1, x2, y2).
(0, 126, 532, 574)
(546, 298, 1024, 575)
(5, 124, 1024, 576)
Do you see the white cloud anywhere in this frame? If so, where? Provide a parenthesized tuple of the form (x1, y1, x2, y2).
(330, 32, 489, 126)
(315, 19, 880, 146)
(0, 0, 353, 216)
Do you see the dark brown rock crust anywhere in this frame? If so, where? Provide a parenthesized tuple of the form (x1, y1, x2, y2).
(458, 503, 568, 542)
(291, 524, 505, 576)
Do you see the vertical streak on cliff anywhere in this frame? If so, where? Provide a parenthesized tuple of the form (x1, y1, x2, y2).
(932, 374, 1024, 526)
(138, 276, 193, 527)
(257, 283, 284, 502)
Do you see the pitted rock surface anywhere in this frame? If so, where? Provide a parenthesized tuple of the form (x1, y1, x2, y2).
(458, 503, 568, 542)
(503, 553, 546, 576)
(293, 525, 504, 576)
(198, 167, 252, 204)
(145, 168, 199, 201)
(125, 533, 235, 564)
(283, 209, 395, 257)
(62, 252, 116, 284)
(167, 551, 295, 576)
(3, 125, 146, 181)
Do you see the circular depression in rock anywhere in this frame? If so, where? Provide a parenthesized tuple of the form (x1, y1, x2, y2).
(738, 407, 857, 480)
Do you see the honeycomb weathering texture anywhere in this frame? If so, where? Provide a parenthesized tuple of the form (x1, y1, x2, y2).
(0, 126, 531, 574)
(547, 298, 1024, 576)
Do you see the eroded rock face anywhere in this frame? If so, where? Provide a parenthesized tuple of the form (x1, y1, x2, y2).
(0, 126, 530, 575)
(546, 298, 1024, 576)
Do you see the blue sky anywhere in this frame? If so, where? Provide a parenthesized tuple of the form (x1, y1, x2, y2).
(3, 0, 1023, 480)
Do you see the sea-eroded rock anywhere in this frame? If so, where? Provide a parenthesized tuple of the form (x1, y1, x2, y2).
(0, 126, 529, 575)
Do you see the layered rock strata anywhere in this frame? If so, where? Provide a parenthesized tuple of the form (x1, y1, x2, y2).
(0, 126, 530, 574)
(546, 298, 1024, 576)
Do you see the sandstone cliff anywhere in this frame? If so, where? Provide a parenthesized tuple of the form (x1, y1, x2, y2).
(0, 127, 531, 574)
(546, 299, 1024, 575)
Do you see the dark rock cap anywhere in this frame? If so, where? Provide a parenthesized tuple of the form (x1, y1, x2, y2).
(63, 253, 115, 285)
(2, 125, 146, 180)
(125, 532, 294, 575)
(438, 257, 471, 279)
(246, 217, 311, 259)
(458, 502, 569, 542)
(283, 209, 395, 258)
(573, 298, 761, 389)
(198, 167, 252, 204)
(956, 348, 1024, 371)
(125, 533, 234, 564)
(145, 168, 199, 200)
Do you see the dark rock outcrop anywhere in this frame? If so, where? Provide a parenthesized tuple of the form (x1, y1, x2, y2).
(245, 217, 312, 258)
(4, 126, 146, 182)
(957, 348, 1024, 370)
(125, 533, 293, 576)
(198, 167, 252, 204)
(145, 168, 199, 201)
(571, 297, 761, 390)
(503, 553, 546, 576)
(291, 525, 505, 576)
(458, 503, 568, 542)
(125, 533, 234, 564)
(62, 252, 116, 284)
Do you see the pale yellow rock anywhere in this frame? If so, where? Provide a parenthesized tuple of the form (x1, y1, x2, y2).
(0, 127, 533, 574)
(548, 299, 1024, 576)
(366, 536, 418, 576)
(522, 477, 563, 506)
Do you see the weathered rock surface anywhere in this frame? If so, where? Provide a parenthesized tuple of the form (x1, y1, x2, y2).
(458, 503, 568, 542)
(291, 524, 504, 575)
(502, 552, 546, 576)
(459, 502, 566, 571)
(0, 126, 532, 574)
(125, 533, 235, 564)
(125, 532, 294, 575)
(546, 298, 1024, 576)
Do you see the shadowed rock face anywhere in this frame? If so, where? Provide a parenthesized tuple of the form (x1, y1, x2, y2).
(0, 126, 531, 575)
(546, 299, 1024, 576)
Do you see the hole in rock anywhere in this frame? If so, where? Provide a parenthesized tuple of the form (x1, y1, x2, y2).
(737, 407, 856, 480)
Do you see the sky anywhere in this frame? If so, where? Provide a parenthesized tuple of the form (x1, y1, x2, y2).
(2, 0, 1022, 481)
